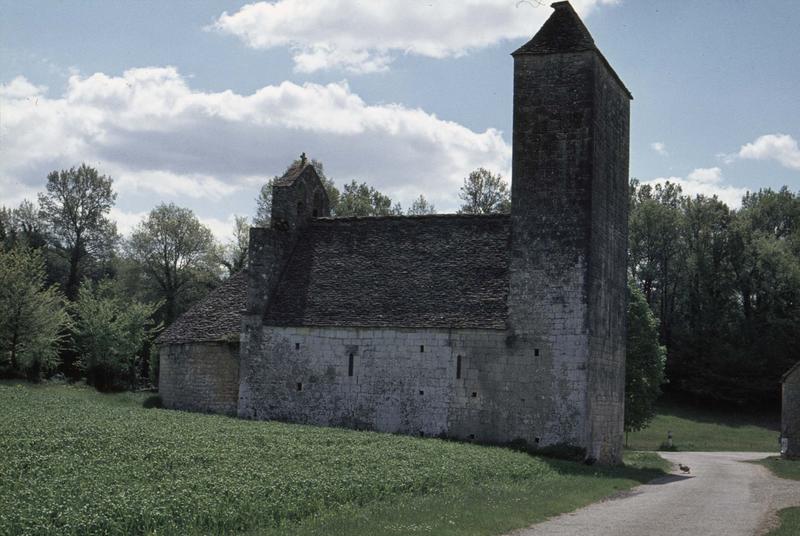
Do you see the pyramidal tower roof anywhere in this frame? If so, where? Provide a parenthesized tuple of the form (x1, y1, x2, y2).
(512, 1, 596, 55)
(512, 1, 631, 98)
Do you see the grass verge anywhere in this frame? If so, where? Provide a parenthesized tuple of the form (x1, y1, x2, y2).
(755, 456, 800, 536)
(0, 382, 665, 536)
(626, 398, 779, 452)
(766, 508, 800, 536)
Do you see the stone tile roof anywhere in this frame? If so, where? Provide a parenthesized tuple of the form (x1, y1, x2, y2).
(156, 270, 247, 345)
(263, 214, 511, 329)
(512, 1, 632, 99)
(512, 1, 596, 56)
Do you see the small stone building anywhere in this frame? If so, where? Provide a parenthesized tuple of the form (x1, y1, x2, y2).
(782, 361, 800, 458)
(156, 272, 247, 415)
(158, 1, 632, 464)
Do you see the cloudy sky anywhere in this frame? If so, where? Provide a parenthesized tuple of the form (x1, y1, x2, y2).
(2, 0, 798, 240)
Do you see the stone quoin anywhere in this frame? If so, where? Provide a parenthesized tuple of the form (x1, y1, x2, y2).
(156, 1, 632, 464)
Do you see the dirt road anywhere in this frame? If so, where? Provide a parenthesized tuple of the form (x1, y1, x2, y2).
(510, 452, 800, 536)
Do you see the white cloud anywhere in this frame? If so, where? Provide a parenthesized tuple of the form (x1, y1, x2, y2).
(109, 207, 148, 237)
(736, 133, 800, 170)
(643, 166, 749, 208)
(0, 69, 510, 224)
(211, 0, 619, 73)
(0, 76, 47, 99)
(650, 141, 668, 156)
(687, 166, 722, 183)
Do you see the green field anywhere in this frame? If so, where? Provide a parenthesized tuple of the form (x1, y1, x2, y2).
(626, 399, 780, 452)
(0, 383, 666, 536)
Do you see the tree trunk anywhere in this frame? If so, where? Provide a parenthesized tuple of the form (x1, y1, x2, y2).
(65, 240, 82, 301)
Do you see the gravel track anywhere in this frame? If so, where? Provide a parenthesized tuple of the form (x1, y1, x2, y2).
(509, 452, 800, 536)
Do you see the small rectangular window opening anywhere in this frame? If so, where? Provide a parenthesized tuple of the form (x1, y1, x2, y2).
(471, 391, 477, 398)
(456, 355, 462, 379)
(534, 437, 541, 444)
(468, 434, 475, 441)
(419, 390, 424, 396)
(420, 345, 425, 353)
(295, 342, 300, 350)
(296, 382, 303, 391)
(534, 348, 540, 356)
(348, 354, 354, 377)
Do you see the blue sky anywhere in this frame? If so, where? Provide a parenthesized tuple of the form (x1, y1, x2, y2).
(2, 0, 798, 240)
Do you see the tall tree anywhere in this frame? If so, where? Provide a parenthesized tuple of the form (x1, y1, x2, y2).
(336, 180, 401, 217)
(127, 203, 219, 324)
(38, 164, 118, 300)
(407, 194, 437, 215)
(628, 180, 685, 348)
(457, 168, 511, 214)
(0, 246, 70, 379)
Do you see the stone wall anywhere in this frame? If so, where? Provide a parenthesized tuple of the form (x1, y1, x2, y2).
(783, 366, 800, 458)
(159, 342, 240, 415)
(239, 326, 573, 446)
(585, 50, 630, 464)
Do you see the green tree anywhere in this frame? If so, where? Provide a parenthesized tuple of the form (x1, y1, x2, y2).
(407, 194, 436, 215)
(73, 279, 161, 390)
(457, 168, 511, 214)
(219, 215, 250, 275)
(336, 180, 402, 217)
(38, 165, 118, 300)
(127, 203, 219, 324)
(625, 280, 666, 434)
(0, 246, 70, 379)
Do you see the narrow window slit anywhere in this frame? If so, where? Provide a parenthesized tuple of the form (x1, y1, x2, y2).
(295, 343, 300, 350)
(456, 355, 462, 379)
(348, 354, 354, 377)
(296, 382, 303, 391)
(534, 348, 540, 356)
(420, 345, 425, 353)
(471, 392, 477, 398)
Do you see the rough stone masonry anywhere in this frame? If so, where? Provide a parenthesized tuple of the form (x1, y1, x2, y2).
(156, 1, 632, 464)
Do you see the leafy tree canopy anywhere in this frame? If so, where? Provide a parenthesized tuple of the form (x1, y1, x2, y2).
(458, 168, 511, 215)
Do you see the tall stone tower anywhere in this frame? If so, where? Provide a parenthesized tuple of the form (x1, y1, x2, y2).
(508, 1, 631, 463)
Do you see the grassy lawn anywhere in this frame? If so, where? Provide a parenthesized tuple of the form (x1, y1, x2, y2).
(626, 398, 780, 452)
(757, 456, 800, 481)
(766, 508, 800, 536)
(756, 456, 800, 536)
(0, 382, 666, 536)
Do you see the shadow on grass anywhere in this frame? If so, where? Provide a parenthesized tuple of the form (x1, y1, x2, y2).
(534, 455, 667, 485)
(655, 396, 779, 431)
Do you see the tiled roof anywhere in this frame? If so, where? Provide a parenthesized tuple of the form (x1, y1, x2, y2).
(156, 270, 247, 345)
(263, 214, 511, 329)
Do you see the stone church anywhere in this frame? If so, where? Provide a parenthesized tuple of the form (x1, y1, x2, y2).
(157, 1, 631, 464)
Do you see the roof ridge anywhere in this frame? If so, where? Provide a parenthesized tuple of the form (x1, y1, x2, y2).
(313, 213, 510, 223)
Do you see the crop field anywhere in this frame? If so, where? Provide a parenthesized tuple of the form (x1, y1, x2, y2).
(0, 382, 666, 536)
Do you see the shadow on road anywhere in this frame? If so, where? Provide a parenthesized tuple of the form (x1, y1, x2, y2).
(645, 474, 693, 485)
